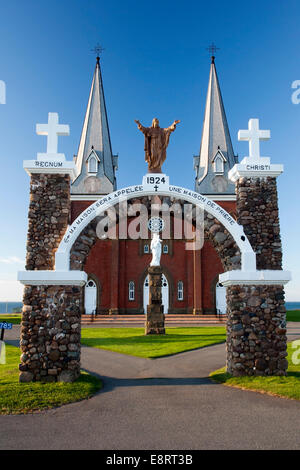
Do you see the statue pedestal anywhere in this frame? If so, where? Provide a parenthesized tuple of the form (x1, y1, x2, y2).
(145, 266, 165, 335)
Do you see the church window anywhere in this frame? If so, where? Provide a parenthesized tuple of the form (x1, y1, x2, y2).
(144, 244, 149, 254)
(129, 281, 135, 301)
(213, 155, 224, 174)
(88, 155, 98, 173)
(84, 279, 97, 315)
(178, 281, 184, 301)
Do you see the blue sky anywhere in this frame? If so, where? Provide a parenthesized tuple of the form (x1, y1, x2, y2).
(0, 0, 299, 301)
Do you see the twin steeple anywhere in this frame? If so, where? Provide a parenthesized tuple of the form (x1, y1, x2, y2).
(72, 54, 235, 198)
(71, 56, 118, 196)
(194, 56, 237, 196)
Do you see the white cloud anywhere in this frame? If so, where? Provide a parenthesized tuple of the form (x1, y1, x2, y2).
(0, 280, 23, 301)
(0, 256, 24, 265)
(284, 282, 300, 302)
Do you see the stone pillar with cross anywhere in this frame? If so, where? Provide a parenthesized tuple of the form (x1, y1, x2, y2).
(18, 113, 86, 383)
(224, 118, 289, 377)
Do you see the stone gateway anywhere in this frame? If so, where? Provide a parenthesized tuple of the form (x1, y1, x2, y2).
(18, 54, 290, 382)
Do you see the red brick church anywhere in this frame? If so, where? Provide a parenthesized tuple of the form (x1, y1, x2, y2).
(70, 56, 238, 316)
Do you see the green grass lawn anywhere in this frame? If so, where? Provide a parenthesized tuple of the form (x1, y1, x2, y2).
(210, 342, 300, 400)
(0, 344, 102, 415)
(81, 326, 226, 358)
(286, 310, 300, 322)
(0, 314, 21, 324)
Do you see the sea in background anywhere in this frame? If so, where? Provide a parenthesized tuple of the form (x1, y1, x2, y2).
(0, 302, 22, 313)
(0, 301, 300, 313)
(285, 302, 300, 311)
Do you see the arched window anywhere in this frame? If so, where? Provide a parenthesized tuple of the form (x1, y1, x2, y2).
(178, 281, 184, 301)
(214, 155, 224, 174)
(162, 274, 168, 288)
(87, 279, 96, 288)
(216, 282, 226, 314)
(129, 281, 135, 301)
(88, 155, 98, 173)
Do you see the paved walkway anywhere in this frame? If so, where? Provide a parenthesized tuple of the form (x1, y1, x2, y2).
(0, 324, 299, 450)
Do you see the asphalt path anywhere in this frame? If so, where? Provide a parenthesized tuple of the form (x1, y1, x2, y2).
(0, 324, 299, 450)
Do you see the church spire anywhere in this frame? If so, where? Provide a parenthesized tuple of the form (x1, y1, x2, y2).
(194, 57, 237, 196)
(72, 56, 118, 195)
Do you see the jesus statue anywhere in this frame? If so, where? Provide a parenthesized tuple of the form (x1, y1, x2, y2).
(135, 118, 180, 172)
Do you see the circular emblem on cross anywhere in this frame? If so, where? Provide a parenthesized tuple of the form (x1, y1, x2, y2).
(148, 217, 164, 233)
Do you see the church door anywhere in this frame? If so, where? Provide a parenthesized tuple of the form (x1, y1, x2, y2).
(84, 279, 97, 315)
(143, 274, 169, 314)
(216, 282, 226, 314)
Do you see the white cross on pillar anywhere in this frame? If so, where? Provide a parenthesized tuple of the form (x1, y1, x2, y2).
(36, 112, 70, 160)
(238, 118, 270, 161)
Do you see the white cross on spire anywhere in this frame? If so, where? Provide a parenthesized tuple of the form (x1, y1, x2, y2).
(36, 112, 70, 160)
(238, 118, 270, 162)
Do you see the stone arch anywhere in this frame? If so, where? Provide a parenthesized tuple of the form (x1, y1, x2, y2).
(55, 185, 256, 273)
(68, 196, 241, 318)
(19, 176, 290, 382)
(68, 196, 242, 275)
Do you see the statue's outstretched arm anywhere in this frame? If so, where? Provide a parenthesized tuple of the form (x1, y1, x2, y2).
(165, 119, 180, 132)
(134, 119, 146, 133)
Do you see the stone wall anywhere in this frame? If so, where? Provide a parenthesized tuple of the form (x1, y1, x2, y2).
(19, 285, 82, 382)
(25, 174, 70, 270)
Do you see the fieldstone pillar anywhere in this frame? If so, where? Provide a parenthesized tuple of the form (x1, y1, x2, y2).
(226, 284, 287, 376)
(19, 171, 84, 382)
(223, 117, 291, 376)
(145, 266, 165, 335)
(226, 173, 288, 376)
(25, 173, 70, 270)
(236, 177, 282, 270)
(20, 285, 82, 383)
(18, 146, 86, 382)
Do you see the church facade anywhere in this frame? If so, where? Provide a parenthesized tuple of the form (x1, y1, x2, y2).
(71, 56, 238, 316)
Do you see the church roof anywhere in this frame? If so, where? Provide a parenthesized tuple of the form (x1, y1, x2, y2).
(194, 57, 237, 196)
(71, 57, 117, 194)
